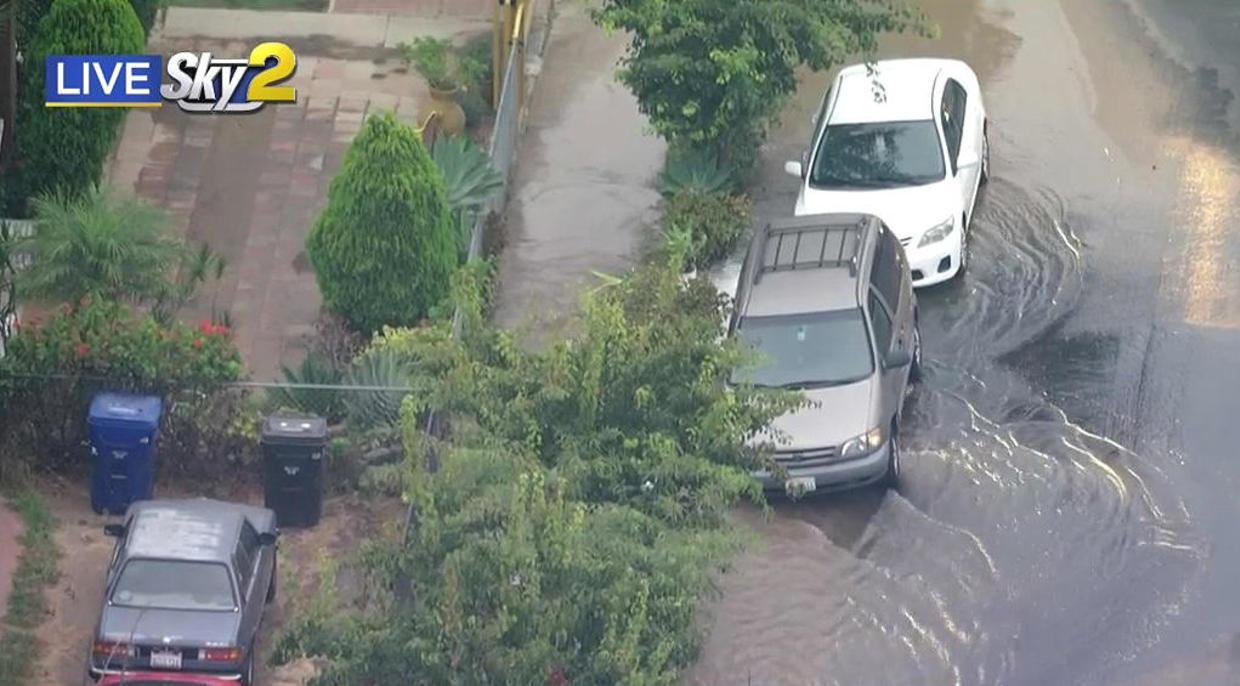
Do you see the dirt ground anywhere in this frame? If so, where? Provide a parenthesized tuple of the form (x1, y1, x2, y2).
(29, 474, 400, 686)
(0, 502, 23, 625)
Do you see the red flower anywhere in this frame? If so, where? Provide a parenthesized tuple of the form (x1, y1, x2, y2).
(199, 320, 212, 333)
(79, 295, 90, 307)
(547, 667, 568, 686)
(193, 338, 203, 349)
(76, 343, 89, 357)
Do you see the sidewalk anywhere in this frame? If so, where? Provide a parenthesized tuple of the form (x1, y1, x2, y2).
(159, 6, 490, 45)
(491, 2, 664, 335)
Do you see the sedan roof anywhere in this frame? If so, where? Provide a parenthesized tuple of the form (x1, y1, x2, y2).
(828, 58, 958, 125)
(123, 499, 268, 563)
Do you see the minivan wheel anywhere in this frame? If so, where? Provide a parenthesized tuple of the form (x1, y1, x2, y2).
(883, 426, 901, 490)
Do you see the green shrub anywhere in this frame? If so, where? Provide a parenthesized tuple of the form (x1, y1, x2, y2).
(661, 188, 751, 271)
(0, 299, 244, 472)
(404, 36, 459, 90)
(4, 0, 146, 217)
(593, 0, 926, 171)
(0, 491, 60, 686)
(17, 189, 189, 304)
(659, 144, 738, 197)
(457, 32, 493, 126)
(130, 0, 162, 36)
(268, 352, 347, 424)
(275, 450, 741, 686)
(305, 111, 457, 335)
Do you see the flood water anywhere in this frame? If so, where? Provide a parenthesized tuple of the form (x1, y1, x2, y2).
(687, 0, 1240, 684)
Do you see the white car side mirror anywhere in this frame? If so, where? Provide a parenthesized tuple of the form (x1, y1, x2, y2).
(784, 160, 804, 178)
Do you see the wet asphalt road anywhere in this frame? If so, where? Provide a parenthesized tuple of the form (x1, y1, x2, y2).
(684, 0, 1240, 684)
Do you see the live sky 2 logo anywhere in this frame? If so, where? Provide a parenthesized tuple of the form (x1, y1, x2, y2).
(44, 42, 297, 113)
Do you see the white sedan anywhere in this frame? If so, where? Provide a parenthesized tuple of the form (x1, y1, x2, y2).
(784, 58, 989, 288)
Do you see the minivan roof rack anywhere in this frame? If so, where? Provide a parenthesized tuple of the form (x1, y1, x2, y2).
(753, 214, 868, 283)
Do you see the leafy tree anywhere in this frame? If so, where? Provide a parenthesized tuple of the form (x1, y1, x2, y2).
(593, 0, 927, 170)
(272, 246, 805, 685)
(306, 111, 457, 334)
(15, 188, 219, 313)
(4, 0, 145, 216)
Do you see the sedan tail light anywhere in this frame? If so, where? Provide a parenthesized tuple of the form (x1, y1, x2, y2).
(201, 646, 244, 662)
(92, 641, 134, 658)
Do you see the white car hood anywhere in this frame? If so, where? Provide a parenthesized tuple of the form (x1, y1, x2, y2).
(795, 180, 958, 244)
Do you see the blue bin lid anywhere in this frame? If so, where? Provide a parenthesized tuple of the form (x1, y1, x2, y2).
(88, 393, 163, 431)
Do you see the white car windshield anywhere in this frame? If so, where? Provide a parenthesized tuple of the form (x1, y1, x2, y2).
(732, 309, 874, 389)
(810, 120, 946, 189)
(111, 559, 236, 611)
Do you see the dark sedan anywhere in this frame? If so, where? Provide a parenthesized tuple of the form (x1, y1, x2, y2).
(87, 498, 278, 686)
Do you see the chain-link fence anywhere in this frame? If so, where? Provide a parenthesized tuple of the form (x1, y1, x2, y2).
(408, 6, 544, 539)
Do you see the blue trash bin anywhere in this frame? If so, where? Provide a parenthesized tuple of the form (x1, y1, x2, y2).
(88, 393, 163, 515)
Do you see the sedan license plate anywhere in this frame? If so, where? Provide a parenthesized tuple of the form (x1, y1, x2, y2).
(150, 650, 182, 669)
(785, 476, 817, 494)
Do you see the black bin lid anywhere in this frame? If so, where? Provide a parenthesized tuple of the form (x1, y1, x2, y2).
(261, 415, 328, 445)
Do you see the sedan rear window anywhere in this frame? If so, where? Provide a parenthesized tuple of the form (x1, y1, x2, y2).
(111, 559, 236, 611)
(810, 120, 946, 189)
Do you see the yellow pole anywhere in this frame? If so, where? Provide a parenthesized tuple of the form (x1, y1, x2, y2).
(501, 0, 517, 96)
(492, 0, 504, 108)
(512, 0, 526, 115)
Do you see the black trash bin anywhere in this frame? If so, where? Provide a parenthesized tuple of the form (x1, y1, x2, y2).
(261, 415, 328, 528)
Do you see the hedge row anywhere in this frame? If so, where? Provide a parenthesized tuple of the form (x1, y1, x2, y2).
(4, 0, 160, 218)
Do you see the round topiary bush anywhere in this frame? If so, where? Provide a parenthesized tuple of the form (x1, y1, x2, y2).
(4, 0, 146, 217)
(306, 111, 458, 335)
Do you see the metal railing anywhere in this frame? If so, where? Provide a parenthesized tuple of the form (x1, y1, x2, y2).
(404, 0, 544, 542)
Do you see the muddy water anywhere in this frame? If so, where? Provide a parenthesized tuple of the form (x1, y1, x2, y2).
(688, 0, 1221, 684)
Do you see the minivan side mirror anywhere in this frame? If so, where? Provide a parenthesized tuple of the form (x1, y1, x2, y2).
(884, 349, 913, 369)
(784, 160, 804, 178)
(258, 532, 278, 546)
(103, 523, 125, 537)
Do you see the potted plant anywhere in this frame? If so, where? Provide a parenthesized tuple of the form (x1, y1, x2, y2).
(403, 37, 466, 136)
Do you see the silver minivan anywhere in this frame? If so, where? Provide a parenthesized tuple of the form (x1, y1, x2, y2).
(727, 213, 922, 495)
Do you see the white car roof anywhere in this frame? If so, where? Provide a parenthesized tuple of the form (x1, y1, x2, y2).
(828, 58, 965, 125)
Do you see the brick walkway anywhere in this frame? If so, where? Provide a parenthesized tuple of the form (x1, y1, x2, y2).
(331, 0, 491, 17)
(110, 38, 430, 380)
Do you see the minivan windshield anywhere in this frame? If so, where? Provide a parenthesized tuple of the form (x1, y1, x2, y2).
(810, 120, 946, 189)
(111, 559, 236, 611)
(732, 309, 874, 389)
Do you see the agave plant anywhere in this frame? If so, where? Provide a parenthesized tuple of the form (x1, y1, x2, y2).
(658, 145, 738, 197)
(431, 134, 502, 260)
(344, 348, 412, 429)
(431, 134, 503, 213)
(267, 352, 348, 424)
